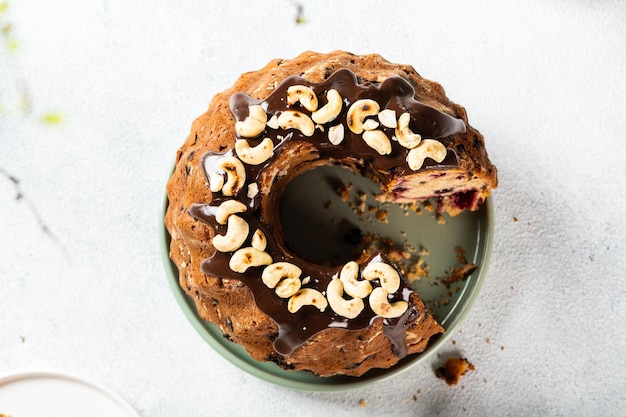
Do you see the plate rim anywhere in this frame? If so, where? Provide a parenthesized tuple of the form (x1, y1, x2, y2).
(160, 190, 494, 392)
(0, 369, 141, 416)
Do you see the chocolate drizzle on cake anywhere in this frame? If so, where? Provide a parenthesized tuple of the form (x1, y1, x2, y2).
(187, 69, 465, 357)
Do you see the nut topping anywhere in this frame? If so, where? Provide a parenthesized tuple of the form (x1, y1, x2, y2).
(369, 287, 408, 318)
(235, 104, 267, 138)
(346, 99, 380, 134)
(275, 276, 302, 298)
(212, 215, 249, 253)
(327, 278, 364, 319)
(288, 288, 328, 313)
(339, 261, 372, 299)
(311, 89, 342, 124)
(215, 200, 247, 225)
(251, 229, 267, 251)
(395, 112, 422, 149)
(262, 262, 302, 289)
(287, 85, 318, 112)
(362, 261, 401, 293)
(362, 129, 392, 155)
(235, 138, 274, 165)
(378, 109, 397, 128)
(327, 123, 344, 145)
(229, 247, 273, 273)
(216, 156, 246, 196)
(407, 139, 447, 170)
(277, 110, 315, 137)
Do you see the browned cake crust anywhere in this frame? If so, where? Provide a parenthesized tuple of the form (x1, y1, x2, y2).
(165, 51, 496, 377)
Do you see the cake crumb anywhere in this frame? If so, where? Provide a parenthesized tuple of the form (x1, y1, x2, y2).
(441, 263, 477, 287)
(375, 209, 389, 223)
(336, 183, 352, 202)
(20, 335, 25, 343)
(358, 399, 367, 408)
(435, 357, 475, 385)
(455, 246, 468, 264)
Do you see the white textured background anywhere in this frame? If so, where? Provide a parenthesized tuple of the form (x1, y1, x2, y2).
(1, 0, 625, 415)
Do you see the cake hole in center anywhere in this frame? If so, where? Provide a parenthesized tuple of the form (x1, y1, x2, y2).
(279, 165, 375, 267)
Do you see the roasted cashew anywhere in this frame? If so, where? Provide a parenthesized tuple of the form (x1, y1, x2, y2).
(250, 229, 267, 251)
(208, 173, 225, 193)
(327, 278, 364, 319)
(362, 118, 380, 131)
(339, 261, 372, 299)
(274, 276, 301, 298)
(378, 109, 397, 128)
(261, 262, 302, 289)
(369, 287, 408, 318)
(235, 138, 274, 165)
(406, 139, 447, 171)
(215, 199, 247, 225)
(277, 110, 315, 137)
(229, 247, 273, 273)
(266, 114, 279, 129)
(216, 156, 246, 196)
(327, 123, 344, 145)
(288, 288, 328, 313)
(346, 99, 380, 134)
(235, 104, 267, 138)
(395, 112, 422, 149)
(212, 215, 249, 253)
(287, 85, 318, 112)
(362, 262, 401, 293)
(247, 182, 259, 199)
(362, 130, 392, 155)
(311, 89, 342, 124)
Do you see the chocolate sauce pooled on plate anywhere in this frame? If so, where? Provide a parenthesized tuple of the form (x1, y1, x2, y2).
(188, 69, 464, 356)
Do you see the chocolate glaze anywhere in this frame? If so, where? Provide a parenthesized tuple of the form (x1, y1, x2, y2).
(228, 69, 464, 183)
(189, 69, 463, 357)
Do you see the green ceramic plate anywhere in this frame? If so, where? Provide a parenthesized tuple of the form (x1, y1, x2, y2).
(161, 165, 494, 391)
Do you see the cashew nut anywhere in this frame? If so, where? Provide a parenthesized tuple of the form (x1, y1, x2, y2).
(407, 139, 447, 171)
(339, 261, 372, 299)
(267, 114, 279, 129)
(288, 288, 328, 313)
(235, 138, 274, 165)
(212, 215, 249, 253)
(346, 99, 380, 134)
(251, 229, 267, 251)
(247, 182, 259, 199)
(235, 104, 267, 138)
(327, 278, 364, 319)
(261, 262, 302, 289)
(275, 276, 301, 298)
(378, 109, 397, 128)
(287, 85, 318, 112)
(327, 123, 344, 145)
(311, 89, 342, 124)
(209, 172, 225, 193)
(216, 156, 246, 196)
(362, 261, 401, 293)
(229, 247, 273, 273)
(362, 118, 380, 131)
(362, 130, 392, 155)
(215, 200, 247, 225)
(277, 110, 315, 137)
(395, 112, 422, 149)
(369, 287, 408, 318)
